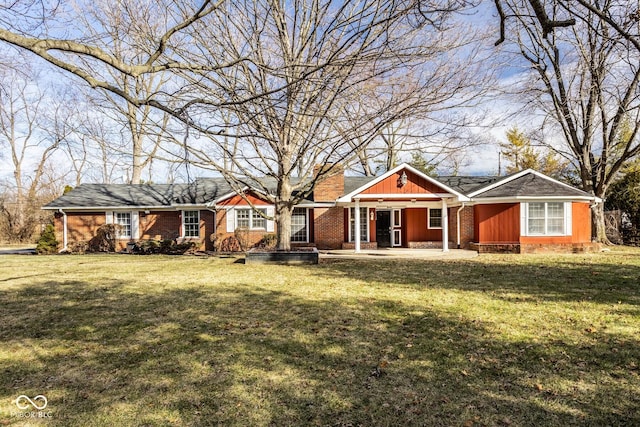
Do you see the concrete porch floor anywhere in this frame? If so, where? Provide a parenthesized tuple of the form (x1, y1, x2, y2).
(319, 248, 478, 260)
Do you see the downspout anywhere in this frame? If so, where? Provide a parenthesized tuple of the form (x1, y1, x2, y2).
(58, 209, 68, 252)
(456, 203, 466, 249)
(207, 206, 217, 250)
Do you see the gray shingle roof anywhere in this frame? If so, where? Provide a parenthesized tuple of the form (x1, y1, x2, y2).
(43, 179, 234, 209)
(44, 169, 593, 210)
(436, 176, 503, 195)
(471, 173, 592, 198)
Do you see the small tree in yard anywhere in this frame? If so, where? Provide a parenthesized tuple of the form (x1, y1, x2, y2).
(36, 224, 58, 254)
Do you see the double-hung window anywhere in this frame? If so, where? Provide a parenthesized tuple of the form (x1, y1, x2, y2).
(183, 210, 200, 238)
(235, 208, 267, 230)
(115, 212, 132, 239)
(525, 202, 568, 235)
(291, 208, 308, 242)
(428, 208, 442, 229)
(349, 207, 368, 242)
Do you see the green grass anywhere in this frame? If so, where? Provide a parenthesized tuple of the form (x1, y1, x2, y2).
(0, 248, 639, 426)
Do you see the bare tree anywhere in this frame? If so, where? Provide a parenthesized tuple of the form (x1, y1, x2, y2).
(0, 59, 73, 241)
(0, 0, 479, 250)
(496, 0, 640, 242)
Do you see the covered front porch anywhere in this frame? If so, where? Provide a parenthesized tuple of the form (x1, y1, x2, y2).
(336, 164, 469, 253)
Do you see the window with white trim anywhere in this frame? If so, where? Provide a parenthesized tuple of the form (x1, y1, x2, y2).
(349, 207, 369, 242)
(428, 208, 442, 229)
(183, 210, 200, 238)
(291, 208, 308, 243)
(235, 208, 267, 230)
(115, 212, 131, 239)
(527, 202, 566, 235)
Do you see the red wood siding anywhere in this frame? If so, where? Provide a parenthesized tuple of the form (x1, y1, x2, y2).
(218, 192, 270, 206)
(571, 202, 592, 243)
(404, 208, 442, 242)
(361, 169, 446, 195)
(474, 203, 520, 243)
(520, 202, 592, 245)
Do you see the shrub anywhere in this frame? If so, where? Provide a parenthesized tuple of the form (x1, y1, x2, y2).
(36, 224, 58, 254)
(88, 224, 121, 252)
(258, 233, 277, 249)
(68, 240, 89, 254)
(234, 227, 250, 251)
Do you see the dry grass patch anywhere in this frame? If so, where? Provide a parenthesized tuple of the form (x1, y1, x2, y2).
(0, 249, 639, 426)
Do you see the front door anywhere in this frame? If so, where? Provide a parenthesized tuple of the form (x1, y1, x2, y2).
(376, 210, 391, 248)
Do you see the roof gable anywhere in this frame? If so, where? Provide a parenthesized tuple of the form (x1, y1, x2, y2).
(469, 170, 594, 199)
(337, 163, 469, 202)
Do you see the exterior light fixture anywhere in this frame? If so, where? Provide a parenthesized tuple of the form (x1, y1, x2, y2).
(398, 171, 408, 187)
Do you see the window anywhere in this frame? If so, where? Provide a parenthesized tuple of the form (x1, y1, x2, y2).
(527, 202, 566, 235)
(428, 208, 442, 229)
(183, 210, 200, 238)
(349, 207, 369, 242)
(236, 209, 251, 229)
(235, 208, 267, 230)
(252, 208, 267, 229)
(291, 208, 308, 242)
(393, 209, 401, 227)
(115, 212, 131, 238)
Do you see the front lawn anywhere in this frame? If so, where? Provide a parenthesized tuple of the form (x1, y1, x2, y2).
(1, 249, 639, 426)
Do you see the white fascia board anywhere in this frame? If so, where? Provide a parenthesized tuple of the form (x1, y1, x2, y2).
(42, 205, 173, 211)
(336, 163, 469, 203)
(468, 169, 595, 199)
(353, 193, 456, 199)
(294, 202, 336, 208)
(470, 196, 597, 204)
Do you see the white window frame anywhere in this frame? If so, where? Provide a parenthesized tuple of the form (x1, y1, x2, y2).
(521, 202, 572, 236)
(348, 207, 369, 242)
(182, 210, 200, 238)
(393, 209, 402, 227)
(290, 207, 309, 243)
(115, 212, 132, 239)
(428, 208, 443, 229)
(235, 207, 268, 230)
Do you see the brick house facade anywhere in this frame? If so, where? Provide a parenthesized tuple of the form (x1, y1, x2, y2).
(44, 164, 601, 254)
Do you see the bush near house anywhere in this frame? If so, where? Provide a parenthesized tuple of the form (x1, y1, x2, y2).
(35, 223, 58, 254)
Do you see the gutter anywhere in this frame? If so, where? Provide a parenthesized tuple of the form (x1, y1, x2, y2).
(456, 203, 466, 249)
(58, 209, 68, 252)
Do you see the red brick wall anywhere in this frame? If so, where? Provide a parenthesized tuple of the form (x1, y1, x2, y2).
(458, 206, 474, 249)
(313, 164, 344, 202)
(57, 212, 106, 247)
(141, 211, 181, 240)
(314, 207, 344, 249)
(213, 209, 268, 250)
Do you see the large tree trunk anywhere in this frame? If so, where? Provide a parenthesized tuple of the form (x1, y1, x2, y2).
(275, 202, 293, 251)
(592, 199, 612, 245)
(274, 174, 293, 251)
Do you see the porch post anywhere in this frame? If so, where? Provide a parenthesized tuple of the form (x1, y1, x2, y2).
(354, 199, 361, 253)
(442, 198, 449, 252)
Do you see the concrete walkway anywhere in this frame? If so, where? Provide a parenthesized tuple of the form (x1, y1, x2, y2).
(319, 248, 477, 260)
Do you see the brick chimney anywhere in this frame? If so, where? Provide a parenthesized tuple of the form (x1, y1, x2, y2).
(313, 163, 344, 202)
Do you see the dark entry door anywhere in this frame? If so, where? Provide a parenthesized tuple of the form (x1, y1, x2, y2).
(376, 210, 391, 248)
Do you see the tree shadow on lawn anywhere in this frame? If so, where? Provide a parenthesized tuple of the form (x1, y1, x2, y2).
(317, 256, 640, 307)
(0, 277, 638, 426)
